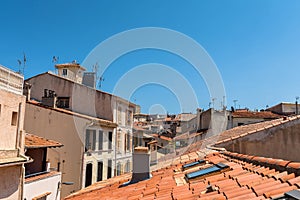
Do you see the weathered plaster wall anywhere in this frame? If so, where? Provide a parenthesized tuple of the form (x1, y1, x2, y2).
(217, 118, 300, 162)
(0, 165, 23, 200)
(24, 103, 84, 198)
(26, 73, 113, 121)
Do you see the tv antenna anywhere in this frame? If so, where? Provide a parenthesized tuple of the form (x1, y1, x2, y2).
(92, 62, 105, 89)
(17, 53, 27, 75)
(233, 100, 238, 110)
(52, 56, 59, 63)
(211, 98, 216, 109)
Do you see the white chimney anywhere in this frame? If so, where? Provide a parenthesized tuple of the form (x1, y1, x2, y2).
(130, 147, 150, 183)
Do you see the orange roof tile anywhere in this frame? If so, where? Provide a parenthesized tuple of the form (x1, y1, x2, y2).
(25, 133, 63, 148)
(64, 150, 300, 200)
(232, 110, 282, 119)
(25, 171, 61, 183)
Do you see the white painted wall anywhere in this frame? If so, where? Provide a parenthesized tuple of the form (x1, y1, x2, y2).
(24, 172, 61, 200)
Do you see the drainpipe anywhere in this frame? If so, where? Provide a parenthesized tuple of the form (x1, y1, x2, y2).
(15, 102, 22, 151)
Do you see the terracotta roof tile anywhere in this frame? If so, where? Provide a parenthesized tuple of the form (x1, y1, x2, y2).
(232, 110, 282, 119)
(287, 176, 300, 187)
(25, 133, 63, 148)
(65, 150, 300, 200)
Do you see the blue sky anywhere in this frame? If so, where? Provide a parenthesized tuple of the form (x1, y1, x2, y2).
(1, 1, 300, 114)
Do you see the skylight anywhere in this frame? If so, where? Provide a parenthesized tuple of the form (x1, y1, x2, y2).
(185, 162, 229, 180)
(182, 160, 205, 170)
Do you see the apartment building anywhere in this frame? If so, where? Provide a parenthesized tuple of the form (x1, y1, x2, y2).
(0, 65, 29, 200)
(24, 62, 136, 197)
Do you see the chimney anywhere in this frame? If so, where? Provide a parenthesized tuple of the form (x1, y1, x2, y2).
(23, 82, 32, 101)
(42, 89, 57, 108)
(130, 147, 150, 183)
(82, 72, 96, 88)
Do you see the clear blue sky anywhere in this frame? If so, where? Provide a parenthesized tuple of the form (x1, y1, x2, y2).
(1, 1, 300, 114)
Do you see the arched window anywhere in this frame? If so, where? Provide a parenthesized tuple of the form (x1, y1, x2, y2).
(117, 162, 121, 176)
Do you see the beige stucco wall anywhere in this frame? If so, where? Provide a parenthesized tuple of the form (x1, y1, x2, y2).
(0, 165, 23, 200)
(24, 103, 118, 198)
(26, 73, 113, 121)
(217, 118, 300, 162)
(231, 117, 265, 128)
(24, 103, 85, 198)
(0, 89, 26, 151)
(24, 172, 61, 200)
(0, 87, 26, 200)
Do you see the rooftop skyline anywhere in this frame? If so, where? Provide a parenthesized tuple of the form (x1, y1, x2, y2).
(1, 1, 300, 114)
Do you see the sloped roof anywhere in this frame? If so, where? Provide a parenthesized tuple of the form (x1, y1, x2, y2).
(25, 133, 63, 149)
(232, 110, 282, 119)
(65, 116, 300, 200)
(65, 150, 300, 200)
(175, 113, 197, 121)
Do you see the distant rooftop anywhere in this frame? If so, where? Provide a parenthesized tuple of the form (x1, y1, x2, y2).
(55, 62, 86, 71)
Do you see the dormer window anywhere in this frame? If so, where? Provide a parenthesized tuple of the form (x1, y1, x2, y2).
(62, 69, 67, 76)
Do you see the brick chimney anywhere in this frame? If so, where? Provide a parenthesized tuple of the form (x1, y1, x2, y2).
(130, 147, 150, 183)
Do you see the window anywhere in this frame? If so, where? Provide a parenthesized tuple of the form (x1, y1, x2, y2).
(56, 97, 70, 109)
(85, 163, 93, 187)
(133, 136, 138, 148)
(11, 111, 18, 126)
(117, 130, 121, 152)
(124, 133, 127, 152)
(117, 107, 122, 125)
(117, 162, 121, 176)
(98, 130, 103, 150)
(126, 132, 130, 152)
(107, 160, 112, 179)
(125, 160, 130, 172)
(62, 68, 67, 76)
(185, 163, 229, 180)
(85, 129, 96, 152)
(108, 132, 113, 150)
(97, 161, 103, 181)
(126, 110, 132, 126)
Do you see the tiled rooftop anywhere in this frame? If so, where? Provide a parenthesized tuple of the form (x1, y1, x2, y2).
(232, 110, 282, 119)
(65, 150, 300, 200)
(182, 116, 299, 153)
(25, 170, 61, 183)
(152, 134, 173, 142)
(25, 133, 63, 149)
